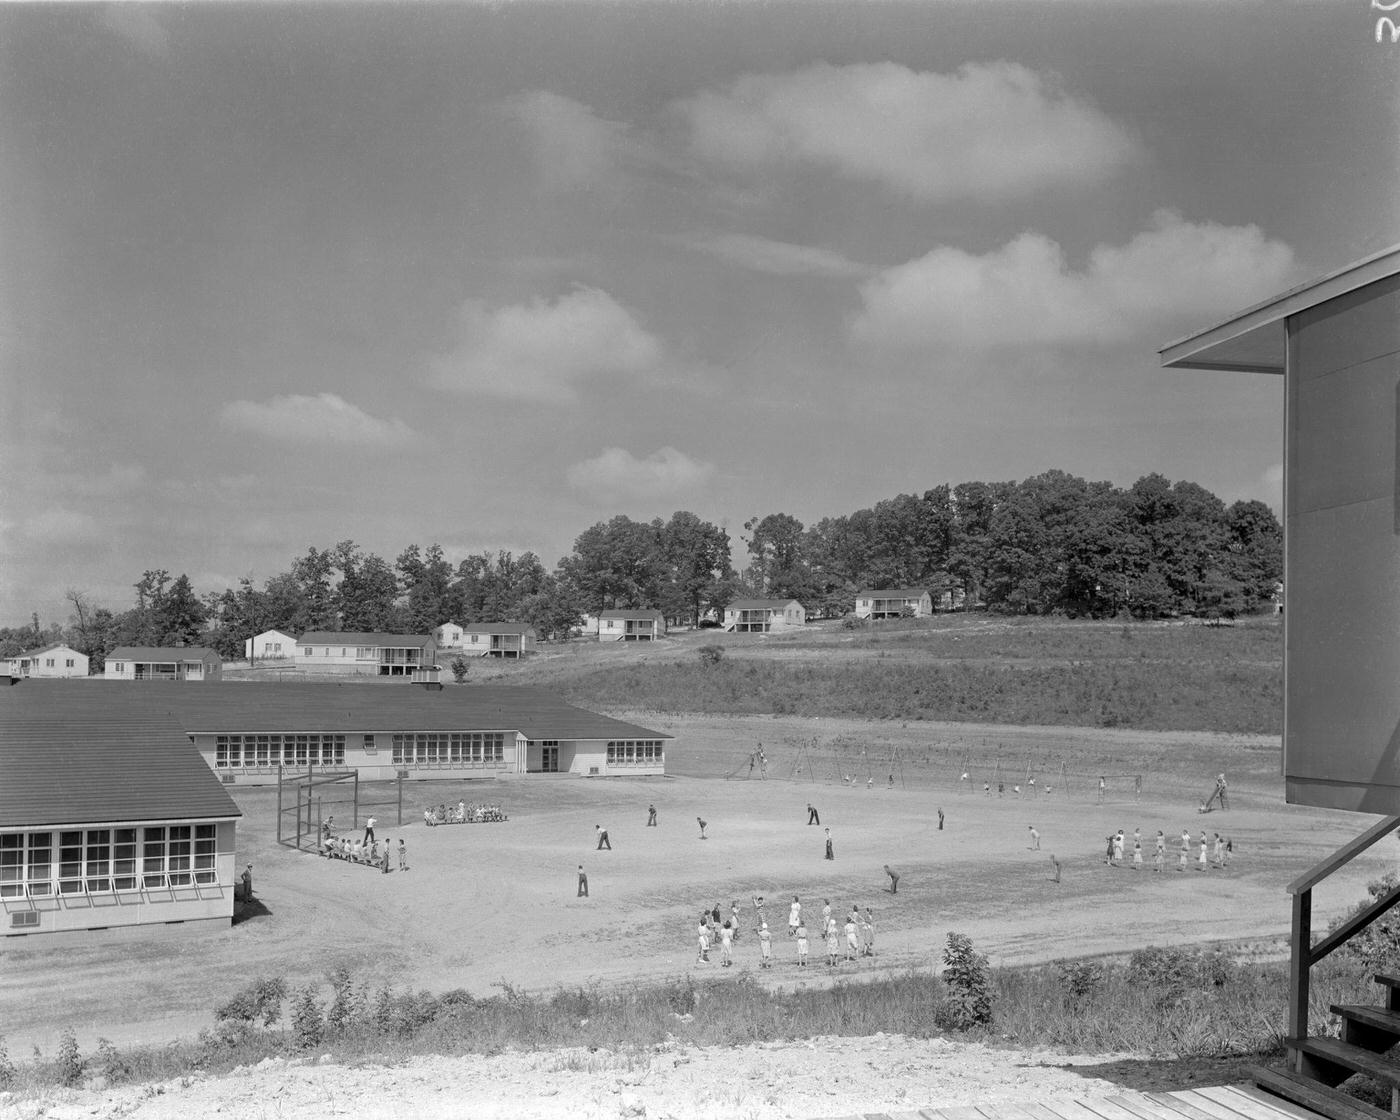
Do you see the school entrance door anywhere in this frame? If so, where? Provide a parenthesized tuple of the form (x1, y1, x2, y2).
(541, 746, 558, 772)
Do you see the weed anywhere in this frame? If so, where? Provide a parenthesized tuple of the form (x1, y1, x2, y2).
(940, 932, 992, 1030)
(0, 1036, 15, 1088)
(54, 1028, 82, 1088)
(96, 1037, 132, 1085)
(291, 985, 324, 1051)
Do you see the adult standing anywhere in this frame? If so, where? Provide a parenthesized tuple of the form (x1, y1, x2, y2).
(240, 863, 253, 902)
(697, 816, 708, 840)
(807, 803, 820, 826)
(646, 804, 657, 827)
(824, 828, 835, 861)
(596, 825, 611, 850)
(884, 864, 900, 894)
(937, 808, 945, 830)
(364, 816, 376, 845)
(1028, 826, 1040, 850)
(577, 865, 589, 897)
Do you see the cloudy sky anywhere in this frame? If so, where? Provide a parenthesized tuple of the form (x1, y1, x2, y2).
(2, 1, 1396, 625)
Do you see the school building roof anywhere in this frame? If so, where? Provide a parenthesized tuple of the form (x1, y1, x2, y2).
(0, 688, 243, 830)
(7, 679, 672, 742)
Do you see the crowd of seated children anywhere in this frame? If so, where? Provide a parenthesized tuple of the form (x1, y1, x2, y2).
(320, 834, 389, 869)
(422, 799, 508, 826)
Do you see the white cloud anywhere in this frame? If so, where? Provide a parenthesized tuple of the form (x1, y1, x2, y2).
(851, 211, 1297, 352)
(679, 61, 1140, 202)
(673, 232, 871, 278)
(23, 507, 102, 546)
(219, 393, 414, 445)
(566, 447, 715, 502)
(501, 91, 631, 192)
(98, 5, 170, 56)
(429, 287, 663, 403)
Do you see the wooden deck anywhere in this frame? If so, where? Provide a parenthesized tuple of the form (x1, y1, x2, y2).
(823, 1082, 1322, 1120)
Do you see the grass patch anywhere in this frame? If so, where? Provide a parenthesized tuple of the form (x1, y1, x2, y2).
(3, 931, 1383, 1095)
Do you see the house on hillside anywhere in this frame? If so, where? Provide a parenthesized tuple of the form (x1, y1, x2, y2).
(7, 679, 673, 783)
(244, 629, 297, 661)
(3, 644, 89, 679)
(460, 623, 537, 658)
(296, 632, 437, 676)
(436, 622, 466, 648)
(595, 609, 666, 642)
(854, 589, 933, 620)
(724, 599, 806, 633)
(105, 647, 222, 681)
(0, 688, 242, 937)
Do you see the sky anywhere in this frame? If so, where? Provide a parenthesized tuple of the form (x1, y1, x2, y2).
(2, 0, 1397, 626)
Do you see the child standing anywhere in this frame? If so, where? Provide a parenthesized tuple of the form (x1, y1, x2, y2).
(861, 908, 875, 956)
(719, 920, 734, 967)
(757, 922, 773, 969)
(788, 896, 802, 938)
(844, 917, 860, 962)
(1132, 838, 1143, 870)
(397, 839, 409, 871)
(795, 922, 809, 967)
(826, 918, 840, 967)
(696, 916, 711, 964)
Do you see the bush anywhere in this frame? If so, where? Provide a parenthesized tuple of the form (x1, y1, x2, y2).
(325, 965, 364, 1037)
(696, 645, 725, 666)
(1330, 872, 1400, 972)
(1057, 960, 1104, 1008)
(940, 932, 992, 1030)
(1127, 946, 1236, 1001)
(450, 657, 470, 683)
(291, 985, 324, 1050)
(96, 1037, 131, 1085)
(215, 976, 287, 1027)
(0, 1036, 16, 1088)
(54, 1028, 82, 1088)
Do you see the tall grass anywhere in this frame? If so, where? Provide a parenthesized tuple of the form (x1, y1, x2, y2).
(7, 939, 1385, 1095)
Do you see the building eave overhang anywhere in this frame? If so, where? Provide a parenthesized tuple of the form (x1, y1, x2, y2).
(1159, 242, 1400, 374)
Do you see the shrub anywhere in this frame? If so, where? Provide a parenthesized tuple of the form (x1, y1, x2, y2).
(1057, 960, 1104, 1007)
(325, 966, 365, 1037)
(54, 1029, 82, 1088)
(291, 985, 324, 1050)
(96, 1037, 131, 1085)
(1330, 872, 1400, 972)
(940, 932, 992, 1029)
(696, 645, 725, 666)
(0, 1036, 16, 1088)
(1127, 946, 1236, 1001)
(215, 976, 287, 1027)
(450, 657, 469, 683)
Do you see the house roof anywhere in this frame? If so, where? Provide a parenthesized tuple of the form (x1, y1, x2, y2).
(8, 680, 672, 742)
(298, 632, 435, 648)
(1160, 242, 1400, 374)
(856, 589, 928, 598)
(16, 643, 84, 658)
(597, 610, 664, 621)
(0, 687, 242, 829)
(461, 623, 536, 635)
(108, 646, 221, 662)
(727, 599, 801, 610)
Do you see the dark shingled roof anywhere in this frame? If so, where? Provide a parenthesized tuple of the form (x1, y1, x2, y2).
(297, 632, 434, 648)
(0, 687, 242, 829)
(6, 680, 672, 742)
(108, 646, 222, 662)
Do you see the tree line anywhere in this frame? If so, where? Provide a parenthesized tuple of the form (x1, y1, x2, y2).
(3, 470, 1281, 669)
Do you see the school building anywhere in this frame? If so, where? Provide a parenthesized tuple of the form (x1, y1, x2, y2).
(8, 679, 672, 783)
(0, 687, 242, 938)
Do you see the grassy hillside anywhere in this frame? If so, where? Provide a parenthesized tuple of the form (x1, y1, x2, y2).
(469, 615, 1282, 734)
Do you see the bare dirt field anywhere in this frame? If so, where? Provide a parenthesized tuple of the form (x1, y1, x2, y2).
(3, 712, 1390, 1070)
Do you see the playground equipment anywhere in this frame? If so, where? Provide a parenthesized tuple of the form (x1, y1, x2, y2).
(1198, 773, 1229, 813)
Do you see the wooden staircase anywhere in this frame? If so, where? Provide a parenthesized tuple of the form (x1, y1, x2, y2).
(1248, 812, 1400, 1119)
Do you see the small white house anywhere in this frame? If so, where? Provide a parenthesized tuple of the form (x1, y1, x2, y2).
(105, 647, 223, 681)
(296, 632, 437, 676)
(854, 589, 933, 620)
(244, 629, 297, 661)
(4, 644, 89, 679)
(724, 599, 806, 633)
(595, 610, 666, 642)
(435, 622, 466, 648)
(457, 623, 537, 658)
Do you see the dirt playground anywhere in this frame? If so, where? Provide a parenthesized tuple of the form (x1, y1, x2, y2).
(2, 713, 1393, 1061)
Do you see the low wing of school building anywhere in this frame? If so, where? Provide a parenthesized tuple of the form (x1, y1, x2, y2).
(9, 679, 672, 786)
(0, 687, 242, 938)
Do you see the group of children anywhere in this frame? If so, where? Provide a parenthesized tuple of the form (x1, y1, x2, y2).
(320, 832, 409, 873)
(423, 800, 508, 826)
(1103, 827, 1232, 872)
(694, 894, 876, 969)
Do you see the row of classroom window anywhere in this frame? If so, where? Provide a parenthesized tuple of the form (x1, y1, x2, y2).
(210, 733, 661, 768)
(0, 826, 218, 897)
(605, 741, 663, 764)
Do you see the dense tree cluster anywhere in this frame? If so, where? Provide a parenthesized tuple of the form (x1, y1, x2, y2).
(2, 472, 1281, 670)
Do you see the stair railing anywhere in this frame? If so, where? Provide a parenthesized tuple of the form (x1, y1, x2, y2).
(1287, 813, 1400, 1047)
